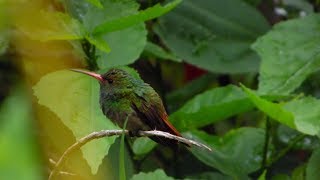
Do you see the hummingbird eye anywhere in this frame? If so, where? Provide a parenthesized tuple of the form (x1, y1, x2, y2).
(107, 79, 113, 84)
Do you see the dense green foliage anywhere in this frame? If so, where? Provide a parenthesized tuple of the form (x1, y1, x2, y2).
(2, 0, 320, 179)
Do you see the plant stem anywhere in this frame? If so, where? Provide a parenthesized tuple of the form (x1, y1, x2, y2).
(262, 117, 270, 168)
(119, 118, 128, 180)
(266, 134, 306, 167)
(81, 39, 98, 71)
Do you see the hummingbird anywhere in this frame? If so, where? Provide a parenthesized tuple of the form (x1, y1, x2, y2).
(71, 68, 184, 147)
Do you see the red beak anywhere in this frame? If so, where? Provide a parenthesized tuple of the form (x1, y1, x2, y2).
(70, 69, 103, 82)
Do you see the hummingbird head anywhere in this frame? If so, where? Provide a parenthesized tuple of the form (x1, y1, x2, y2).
(70, 68, 138, 97)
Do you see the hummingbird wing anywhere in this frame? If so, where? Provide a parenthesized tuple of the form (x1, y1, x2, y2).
(131, 85, 185, 147)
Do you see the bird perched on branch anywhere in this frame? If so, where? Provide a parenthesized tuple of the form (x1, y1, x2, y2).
(71, 68, 184, 147)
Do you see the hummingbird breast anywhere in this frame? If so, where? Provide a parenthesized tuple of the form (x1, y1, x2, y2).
(99, 93, 149, 131)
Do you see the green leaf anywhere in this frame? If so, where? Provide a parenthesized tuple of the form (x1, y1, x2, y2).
(252, 14, 320, 95)
(307, 147, 320, 180)
(96, 24, 147, 69)
(107, 138, 135, 180)
(143, 42, 181, 62)
(85, 0, 103, 8)
(241, 85, 295, 128)
(283, 0, 313, 14)
(258, 170, 267, 180)
(93, 0, 182, 35)
(130, 169, 174, 180)
(187, 172, 233, 180)
(16, 11, 85, 41)
(132, 137, 157, 156)
(0, 86, 42, 180)
(292, 164, 306, 180)
(33, 70, 118, 174)
(188, 128, 265, 178)
(242, 85, 320, 136)
(284, 97, 320, 136)
(272, 174, 291, 180)
(244, 0, 261, 6)
(277, 125, 320, 150)
(170, 85, 254, 131)
(82, 0, 147, 68)
(166, 73, 217, 112)
(86, 34, 111, 53)
(119, 118, 128, 180)
(155, 0, 269, 73)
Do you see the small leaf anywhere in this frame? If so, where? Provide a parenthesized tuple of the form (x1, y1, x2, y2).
(241, 85, 295, 128)
(130, 169, 174, 180)
(258, 170, 267, 180)
(86, 34, 111, 53)
(143, 42, 181, 62)
(252, 14, 320, 94)
(284, 97, 320, 136)
(291, 164, 306, 180)
(93, 0, 182, 35)
(155, 0, 270, 73)
(187, 128, 265, 178)
(170, 85, 254, 131)
(132, 137, 157, 156)
(306, 148, 320, 180)
(33, 70, 118, 174)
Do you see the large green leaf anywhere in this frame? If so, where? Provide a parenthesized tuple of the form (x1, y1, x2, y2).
(130, 169, 174, 180)
(242, 85, 320, 136)
(252, 14, 320, 94)
(92, 0, 182, 35)
(0, 86, 42, 180)
(143, 42, 181, 62)
(187, 172, 233, 180)
(132, 137, 157, 156)
(170, 85, 254, 131)
(155, 0, 269, 73)
(241, 85, 295, 128)
(83, 0, 147, 68)
(33, 70, 118, 174)
(96, 24, 147, 68)
(306, 147, 320, 180)
(187, 128, 265, 178)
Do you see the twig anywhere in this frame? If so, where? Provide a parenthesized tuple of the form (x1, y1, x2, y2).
(266, 134, 306, 167)
(48, 159, 76, 176)
(138, 130, 212, 151)
(48, 129, 212, 180)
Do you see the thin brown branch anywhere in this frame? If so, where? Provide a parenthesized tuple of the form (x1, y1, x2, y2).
(48, 129, 212, 180)
(48, 159, 76, 177)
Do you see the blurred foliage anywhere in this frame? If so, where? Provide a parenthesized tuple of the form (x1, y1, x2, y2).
(1, 0, 320, 180)
(0, 86, 43, 180)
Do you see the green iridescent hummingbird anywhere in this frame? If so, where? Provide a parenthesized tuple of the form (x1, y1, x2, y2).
(71, 68, 183, 147)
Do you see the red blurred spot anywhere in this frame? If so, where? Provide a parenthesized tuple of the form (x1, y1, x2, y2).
(184, 63, 207, 82)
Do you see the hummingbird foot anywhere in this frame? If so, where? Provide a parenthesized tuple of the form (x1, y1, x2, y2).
(128, 130, 142, 137)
